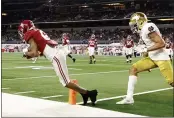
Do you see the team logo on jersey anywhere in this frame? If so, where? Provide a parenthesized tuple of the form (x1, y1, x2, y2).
(148, 26, 154, 33)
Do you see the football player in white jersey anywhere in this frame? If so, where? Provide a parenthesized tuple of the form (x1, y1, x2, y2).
(116, 12, 173, 105)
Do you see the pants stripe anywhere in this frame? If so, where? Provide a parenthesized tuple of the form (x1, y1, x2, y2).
(53, 57, 68, 84)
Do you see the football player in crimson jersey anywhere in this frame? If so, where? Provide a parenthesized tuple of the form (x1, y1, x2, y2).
(88, 34, 97, 64)
(124, 35, 134, 63)
(18, 20, 98, 106)
(22, 41, 38, 63)
(164, 37, 173, 62)
(62, 33, 76, 63)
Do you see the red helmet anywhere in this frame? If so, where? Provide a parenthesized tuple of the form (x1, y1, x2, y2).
(18, 20, 35, 39)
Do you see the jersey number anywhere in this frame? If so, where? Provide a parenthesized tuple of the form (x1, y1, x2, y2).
(89, 41, 95, 45)
(127, 41, 132, 45)
(40, 30, 50, 40)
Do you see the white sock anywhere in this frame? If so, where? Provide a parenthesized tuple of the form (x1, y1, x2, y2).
(129, 58, 132, 61)
(126, 59, 129, 62)
(126, 75, 137, 99)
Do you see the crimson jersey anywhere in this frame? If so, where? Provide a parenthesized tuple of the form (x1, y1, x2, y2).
(62, 35, 70, 46)
(24, 29, 58, 54)
(124, 39, 134, 48)
(166, 42, 172, 49)
(88, 39, 96, 47)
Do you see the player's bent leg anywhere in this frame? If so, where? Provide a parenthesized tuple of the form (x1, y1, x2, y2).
(89, 52, 93, 64)
(129, 55, 132, 63)
(67, 54, 76, 63)
(52, 50, 98, 105)
(92, 55, 96, 64)
(89, 56, 92, 64)
(155, 60, 173, 87)
(116, 57, 157, 105)
(126, 55, 129, 63)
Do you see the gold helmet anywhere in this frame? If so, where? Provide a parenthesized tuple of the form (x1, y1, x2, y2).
(129, 12, 148, 33)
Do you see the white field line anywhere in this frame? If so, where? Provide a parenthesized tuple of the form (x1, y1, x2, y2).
(2, 63, 119, 70)
(2, 66, 82, 70)
(41, 95, 64, 99)
(77, 87, 173, 104)
(2, 88, 10, 90)
(2, 68, 158, 81)
(68, 68, 82, 70)
(14, 91, 35, 95)
(2, 70, 129, 81)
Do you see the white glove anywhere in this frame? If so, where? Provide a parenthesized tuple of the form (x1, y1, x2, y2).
(142, 47, 147, 52)
(22, 48, 28, 55)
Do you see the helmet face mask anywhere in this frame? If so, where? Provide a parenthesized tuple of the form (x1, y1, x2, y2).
(129, 12, 148, 34)
(129, 22, 139, 34)
(18, 20, 35, 40)
(18, 29, 23, 40)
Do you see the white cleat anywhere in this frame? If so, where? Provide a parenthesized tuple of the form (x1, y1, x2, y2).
(116, 98, 134, 105)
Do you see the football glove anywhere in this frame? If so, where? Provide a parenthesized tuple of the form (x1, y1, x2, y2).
(142, 47, 147, 52)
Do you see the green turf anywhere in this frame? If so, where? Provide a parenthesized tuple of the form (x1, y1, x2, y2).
(2, 53, 174, 117)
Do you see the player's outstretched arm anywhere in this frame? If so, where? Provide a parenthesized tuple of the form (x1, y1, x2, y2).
(25, 38, 39, 58)
(147, 32, 165, 52)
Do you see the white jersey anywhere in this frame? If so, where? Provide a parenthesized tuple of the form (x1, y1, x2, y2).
(140, 22, 169, 60)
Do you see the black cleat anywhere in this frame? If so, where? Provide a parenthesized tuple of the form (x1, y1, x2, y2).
(87, 90, 98, 106)
(72, 58, 76, 63)
(80, 93, 89, 105)
(129, 60, 132, 63)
